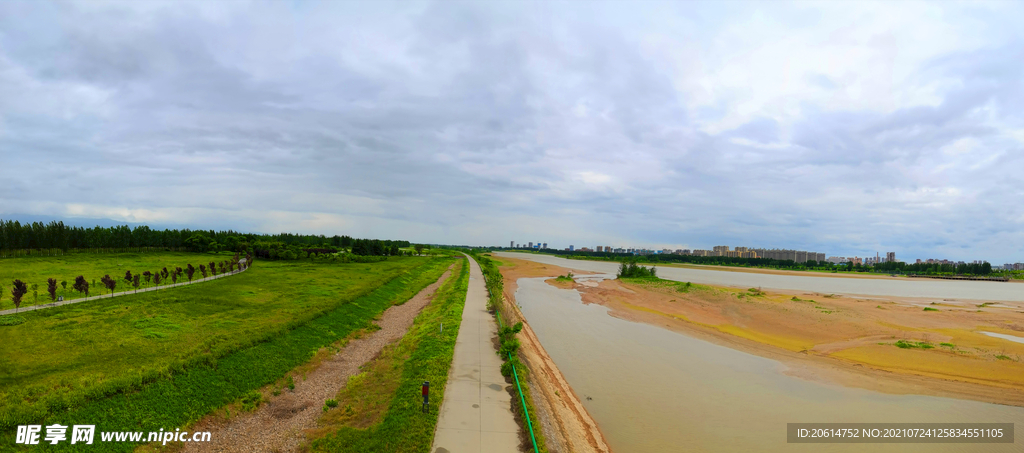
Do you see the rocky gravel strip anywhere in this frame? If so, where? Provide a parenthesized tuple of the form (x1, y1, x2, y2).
(181, 265, 455, 453)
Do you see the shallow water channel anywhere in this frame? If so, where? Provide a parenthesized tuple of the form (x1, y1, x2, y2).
(515, 276, 1024, 452)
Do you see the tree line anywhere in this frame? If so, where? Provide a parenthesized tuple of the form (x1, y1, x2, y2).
(1, 254, 251, 312)
(0, 219, 410, 254)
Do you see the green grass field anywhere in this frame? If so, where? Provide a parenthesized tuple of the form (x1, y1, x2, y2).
(0, 251, 238, 309)
(0, 255, 453, 441)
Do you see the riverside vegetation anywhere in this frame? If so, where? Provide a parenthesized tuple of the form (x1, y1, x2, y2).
(473, 252, 548, 453)
(0, 252, 457, 452)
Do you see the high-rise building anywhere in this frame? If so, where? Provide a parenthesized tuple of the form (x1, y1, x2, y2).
(511, 240, 514, 248)
(569, 245, 574, 251)
(542, 243, 547, 249)
(528, 242, 533, 249)
(886, 252, 896, 263)
(596, 246, 603, 252)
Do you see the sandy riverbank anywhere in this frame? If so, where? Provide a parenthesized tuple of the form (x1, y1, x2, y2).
(496, 255, 1024, 408)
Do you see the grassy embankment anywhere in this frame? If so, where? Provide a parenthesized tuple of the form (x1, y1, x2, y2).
(474, 252, 548, 453)
(307, 256, 469, 452)
(0, 251, 239, 310)
(0, 255, 455, 452)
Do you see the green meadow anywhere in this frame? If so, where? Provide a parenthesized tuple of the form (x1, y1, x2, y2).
(0, 254, 456, 448)
(0, 251, 238, 309)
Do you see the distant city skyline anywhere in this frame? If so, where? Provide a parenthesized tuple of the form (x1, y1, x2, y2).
(505, 237, 1009, 265)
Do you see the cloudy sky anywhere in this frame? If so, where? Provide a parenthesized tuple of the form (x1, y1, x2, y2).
(1, 1, 1022, 262)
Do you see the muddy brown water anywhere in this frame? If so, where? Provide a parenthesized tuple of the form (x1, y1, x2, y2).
(514, 276, 1024, 452)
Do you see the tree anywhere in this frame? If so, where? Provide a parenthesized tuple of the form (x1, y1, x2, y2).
(171, 271, 178, 284)
(142, 271, 152, 286)
(133, 274, 141, 293)
(209, 261, 217, 276)
(60, 280, 67, 298)
(186, 264, 195, 283)
(100, 275, 117, 297)
(154, 272, 162, 286)
(31, 283, 38, 304)
(73, 275, 89, 297)
(199, 264, 207, 278)
(11, 279, 28, 312)
(124, 270, 133, 287)
(415, 244, 425, 255)
(47, 278, 58, 301)
(161, 267, 169, 279)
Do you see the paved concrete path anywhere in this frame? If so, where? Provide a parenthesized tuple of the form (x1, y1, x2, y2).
(0, 266, 249, 316)
(432, 255, 520, 453)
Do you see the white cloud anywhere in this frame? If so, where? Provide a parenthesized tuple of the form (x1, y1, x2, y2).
(0, 0, 1022, 260)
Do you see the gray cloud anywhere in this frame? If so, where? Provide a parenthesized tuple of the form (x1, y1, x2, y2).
(1, 0, 1023, 262)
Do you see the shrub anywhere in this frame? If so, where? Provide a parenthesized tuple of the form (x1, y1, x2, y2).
(240, 391, 263, 412)
(323, 398, 339, 411)
(617, 260, 657, 278)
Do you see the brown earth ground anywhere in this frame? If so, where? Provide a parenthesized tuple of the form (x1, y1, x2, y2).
(160, 265, 455, 453)
(497, 255, 1024, 408)
(491, 257, 611, 453)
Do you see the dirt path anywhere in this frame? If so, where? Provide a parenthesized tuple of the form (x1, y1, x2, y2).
(180, 266, 454, 453)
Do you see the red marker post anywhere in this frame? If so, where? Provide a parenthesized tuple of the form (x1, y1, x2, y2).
(421, 381, 430, 413)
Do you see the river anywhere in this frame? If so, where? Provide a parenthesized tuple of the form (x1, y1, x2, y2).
(500, 253, 1024, 452)
(495, 252, 1024, 303)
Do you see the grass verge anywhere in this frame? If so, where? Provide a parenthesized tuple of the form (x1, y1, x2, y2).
(308, 257, 469, 452)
